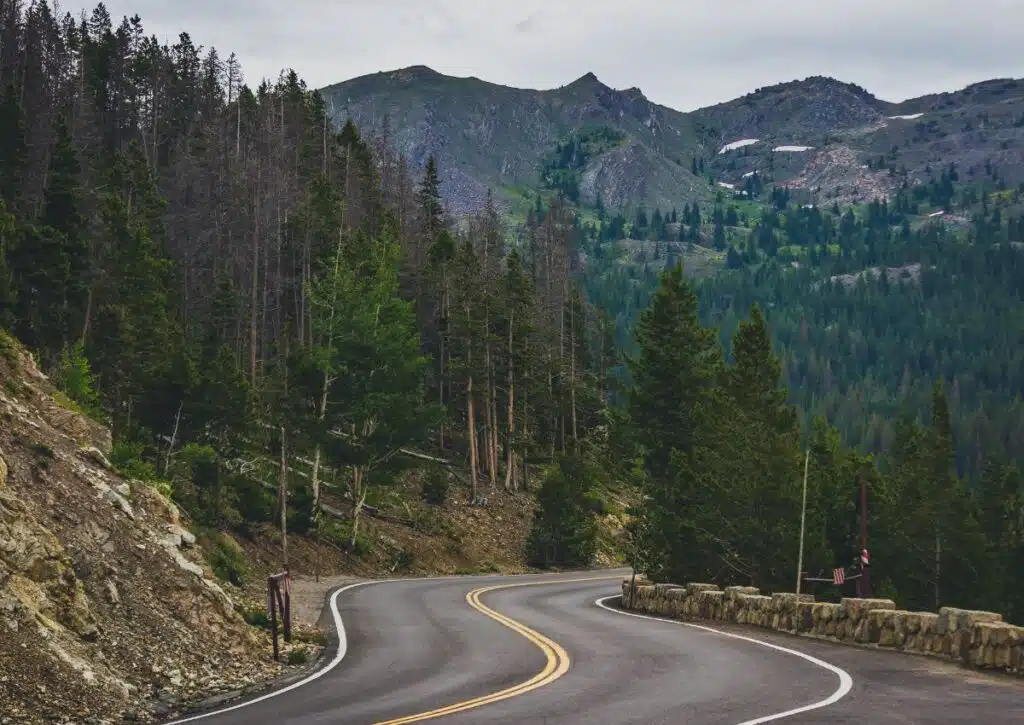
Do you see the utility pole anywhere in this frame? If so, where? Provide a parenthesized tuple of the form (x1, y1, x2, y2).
(796, 449, 810, 594)
(858, 470, 872, 598)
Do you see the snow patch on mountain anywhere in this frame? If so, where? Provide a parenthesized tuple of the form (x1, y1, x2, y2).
(718, 139, 759, 154)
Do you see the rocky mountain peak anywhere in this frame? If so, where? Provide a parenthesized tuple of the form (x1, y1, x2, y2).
(570, 71, 602, 86)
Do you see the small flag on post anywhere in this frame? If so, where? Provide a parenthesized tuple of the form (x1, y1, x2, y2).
(861, 549, 870, 566)
(832, 567, 846, 585)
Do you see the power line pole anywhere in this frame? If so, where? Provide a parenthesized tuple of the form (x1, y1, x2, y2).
(796, 449, 810, 594)
(858, 470, 872, 598)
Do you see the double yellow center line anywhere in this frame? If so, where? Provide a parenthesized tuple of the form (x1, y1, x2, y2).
(374, 575, 620, 724)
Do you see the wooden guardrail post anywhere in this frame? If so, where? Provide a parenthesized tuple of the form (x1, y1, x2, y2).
(268, 569, 292, 660)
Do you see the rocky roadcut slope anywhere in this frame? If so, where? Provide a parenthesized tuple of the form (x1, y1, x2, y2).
(322, 69, 1024, 213)
(0, 333, 301, 724)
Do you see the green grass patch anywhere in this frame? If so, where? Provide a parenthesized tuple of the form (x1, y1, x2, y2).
(198, 529, 249, 586)
(109, 440, 172, 496)
(453, 561, 499, 575)
(241, 603, 271, 629)
(0, 329, 17, 364)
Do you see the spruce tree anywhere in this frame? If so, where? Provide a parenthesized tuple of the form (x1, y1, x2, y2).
(628, 262, 723, 582)
(926, 380, 986, 608)
(0, 84, 25, 209)
(526, 452, 599, 568)
(0, 203, 15, 328)
(716, 304, 803, 589)
(88, 144, 179, 437)
(978, 458, 1024, 622)
(309, 220, 439, 549)
(498, 248, 537, 491)
(43, 114, 89, 351)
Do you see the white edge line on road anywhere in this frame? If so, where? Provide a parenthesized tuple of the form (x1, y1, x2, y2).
(594, 595, 854, 725)
(163, 580, 377, 725)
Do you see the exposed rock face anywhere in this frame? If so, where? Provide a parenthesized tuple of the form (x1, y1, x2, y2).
(321, 67, 707, 215)
(823, 262, 924, 290)
(0, 333, 292, 723)
(621, 576, 1023, 677)
(788, 145, 901, 205)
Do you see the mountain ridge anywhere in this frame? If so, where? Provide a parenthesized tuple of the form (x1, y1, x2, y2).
(320, 67, 1024, 214)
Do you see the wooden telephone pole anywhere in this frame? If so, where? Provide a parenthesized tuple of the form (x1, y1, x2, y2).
(857, 471, 872, 598)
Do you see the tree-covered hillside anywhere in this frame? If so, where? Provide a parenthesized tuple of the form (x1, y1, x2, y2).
(0, 2, 621, 575)
(567, 177, 1024, 479)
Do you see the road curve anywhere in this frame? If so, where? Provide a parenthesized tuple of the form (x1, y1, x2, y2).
(164, 570, 1023, 725)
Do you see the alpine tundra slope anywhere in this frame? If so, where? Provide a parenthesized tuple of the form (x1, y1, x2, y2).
(162, 569, 1022, 725)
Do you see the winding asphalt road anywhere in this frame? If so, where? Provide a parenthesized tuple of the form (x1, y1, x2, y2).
(166, 569, 1023, 725)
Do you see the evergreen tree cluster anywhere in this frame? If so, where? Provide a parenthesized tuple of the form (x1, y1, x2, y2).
(577, 175, 1024, 480)
(0, 2, 616, 560)
(624, 264, 1024, 623)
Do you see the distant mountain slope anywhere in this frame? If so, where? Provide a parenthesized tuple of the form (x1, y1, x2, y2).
(702, 76, 1024, 206)
(320, 66, 709, 214)
(321, 69, 1024, 214)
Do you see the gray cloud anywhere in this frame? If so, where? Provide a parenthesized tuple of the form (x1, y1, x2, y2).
(514, 13, 539, 34)
(59, 0, 1024, 110)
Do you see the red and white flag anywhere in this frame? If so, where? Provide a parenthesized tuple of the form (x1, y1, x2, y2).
(832, 567, 846, 585)
(861, 549, 870, 566)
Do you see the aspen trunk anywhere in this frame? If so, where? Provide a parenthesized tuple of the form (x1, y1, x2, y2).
(278, 425, 289, 568)
(490, 376, 499, 488)
(80, 286, 92, 344)
(522, 394, 530, 491)
(349, 468, 367, 551)
(504, 309, 516, 491)
(548, 365, 556, 459)
(467, 368, 479, 502)
(311, 242, 344, 519)
(249, 186, 260, 385)
(570, 298, 578, 444)
(484, 333, 497, 489)
(438, 269, 448, 451)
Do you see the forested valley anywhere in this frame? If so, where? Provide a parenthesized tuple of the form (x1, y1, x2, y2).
(0, 1, 1021, 625)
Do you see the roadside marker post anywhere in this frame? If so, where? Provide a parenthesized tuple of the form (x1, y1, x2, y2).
(268, 569, 293, 661)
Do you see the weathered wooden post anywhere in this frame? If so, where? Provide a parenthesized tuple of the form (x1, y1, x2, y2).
(283, 568, 292, 643)
(268, 570, 292, 659)
(268, 575, 280, 661)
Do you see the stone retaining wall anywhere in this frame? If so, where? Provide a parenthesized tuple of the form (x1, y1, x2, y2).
(620, 577, 1023, 677)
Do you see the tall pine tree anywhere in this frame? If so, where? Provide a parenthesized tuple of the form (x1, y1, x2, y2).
(628, 262, 723, 582)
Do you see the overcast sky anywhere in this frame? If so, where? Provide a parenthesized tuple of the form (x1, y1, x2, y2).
(61, 0, 1024, 111)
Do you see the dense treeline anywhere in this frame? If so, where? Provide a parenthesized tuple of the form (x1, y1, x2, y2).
(700, 226, 1024, 479)
(0, 1, 612, 558)
(623, 265, 1024, 623)
(578, 181, 1024, 478)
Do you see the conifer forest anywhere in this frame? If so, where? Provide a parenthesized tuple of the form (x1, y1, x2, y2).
(0, 2, 1020, 624)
